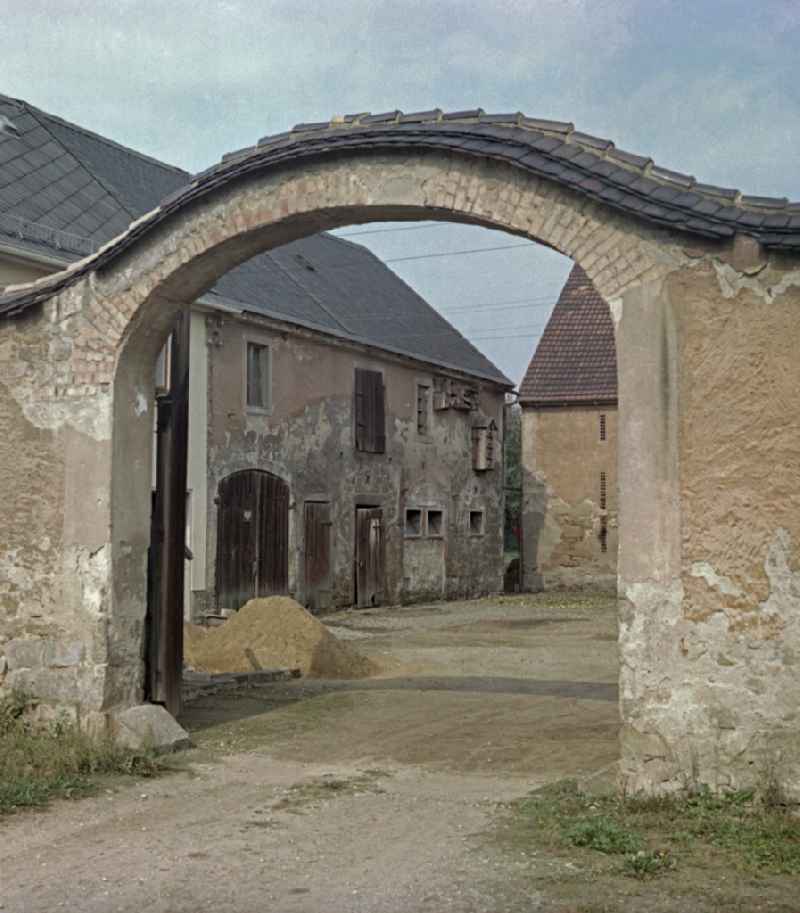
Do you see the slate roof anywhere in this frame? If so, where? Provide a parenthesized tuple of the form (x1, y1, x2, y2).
(519, 264, 617, 407)
(0, 94, 510, 386)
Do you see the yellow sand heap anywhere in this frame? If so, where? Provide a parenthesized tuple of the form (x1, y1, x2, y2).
(184, 596, 378, 679)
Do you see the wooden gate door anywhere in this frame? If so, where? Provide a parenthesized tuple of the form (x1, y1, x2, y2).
(304, 501, 332, 613)
(146, 310, 190, 718)
(355, 507, 384, 608)
(216, 470, 289, 610)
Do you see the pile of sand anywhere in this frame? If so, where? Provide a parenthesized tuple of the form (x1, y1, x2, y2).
(184, 596, 379, 679)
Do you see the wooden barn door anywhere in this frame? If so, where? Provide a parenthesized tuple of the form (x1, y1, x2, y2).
(215, 470, 289, 610)
(304, 501, 332, 613)
(355, 507, 384, 608)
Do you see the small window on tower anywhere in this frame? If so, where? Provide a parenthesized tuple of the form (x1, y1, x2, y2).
(600, 515, 609, 553)
(600, 471, 607, 510)
(599, 413, 607, 442)
(246, 341, 271, 410)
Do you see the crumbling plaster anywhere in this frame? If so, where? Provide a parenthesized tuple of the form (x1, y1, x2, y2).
(0, 148, 796, 798)
(203, 312, 505, 612)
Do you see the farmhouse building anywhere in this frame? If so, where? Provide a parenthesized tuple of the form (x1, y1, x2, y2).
(0, 94, 512, 619)
(519, 264, 618, 589)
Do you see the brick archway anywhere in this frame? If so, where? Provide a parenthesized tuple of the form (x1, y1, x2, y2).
(1, 111, 799, 796)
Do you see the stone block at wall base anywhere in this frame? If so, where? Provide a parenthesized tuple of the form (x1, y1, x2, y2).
(110, 704, 191, 753)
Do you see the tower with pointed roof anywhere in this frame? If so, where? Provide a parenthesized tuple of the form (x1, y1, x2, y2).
(518, 264, 618, 590)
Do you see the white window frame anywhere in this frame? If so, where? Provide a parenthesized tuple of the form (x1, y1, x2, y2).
(243, 335, 273, 414)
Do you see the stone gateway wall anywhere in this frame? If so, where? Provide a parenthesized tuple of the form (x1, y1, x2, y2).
(0, 120, 798, 799)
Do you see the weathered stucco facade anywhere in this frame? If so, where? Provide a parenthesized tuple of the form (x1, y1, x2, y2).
(521, 405, 617, 589)
(197, 309, 505, 614)
(0, 112, 798, 798)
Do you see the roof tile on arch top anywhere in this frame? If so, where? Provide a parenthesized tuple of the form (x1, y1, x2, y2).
(519, 264, 617, 407)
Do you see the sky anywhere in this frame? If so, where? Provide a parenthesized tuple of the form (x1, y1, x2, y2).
(2, 0, 799, 384)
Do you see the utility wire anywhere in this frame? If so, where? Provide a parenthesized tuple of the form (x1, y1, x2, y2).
(337, 223, 441, 237)
(385, 243, 534, 263)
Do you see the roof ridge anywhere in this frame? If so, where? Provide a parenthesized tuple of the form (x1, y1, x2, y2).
(3, 93, 190, 180)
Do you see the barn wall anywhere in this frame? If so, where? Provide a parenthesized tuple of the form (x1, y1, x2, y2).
(200, 311, 506, 613)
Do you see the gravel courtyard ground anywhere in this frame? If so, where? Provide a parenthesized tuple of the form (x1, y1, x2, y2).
(0, 592, 623, 912)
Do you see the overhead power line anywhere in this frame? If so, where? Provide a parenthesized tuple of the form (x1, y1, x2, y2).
(385, 242, 534, 263)
(337, 223, 441, 237)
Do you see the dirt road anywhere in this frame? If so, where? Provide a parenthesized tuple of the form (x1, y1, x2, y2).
(0, 593, 619, 913)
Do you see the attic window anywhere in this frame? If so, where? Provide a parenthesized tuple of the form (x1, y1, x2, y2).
(599, 413, 607, 442)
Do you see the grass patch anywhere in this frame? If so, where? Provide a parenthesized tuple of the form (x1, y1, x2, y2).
(497, 779, 800, 881)
(0, 695, 167, 816)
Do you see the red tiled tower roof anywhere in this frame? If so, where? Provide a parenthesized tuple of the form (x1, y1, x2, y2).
(519, 264, 617, 406)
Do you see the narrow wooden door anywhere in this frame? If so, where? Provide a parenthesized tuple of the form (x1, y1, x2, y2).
(355, 507, 384, 608)
(146, 310, 190, 718)
(216, 470, 289, 610)
(304, 501, 332, 613)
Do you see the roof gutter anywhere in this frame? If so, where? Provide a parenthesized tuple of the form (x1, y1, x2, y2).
(0, 238, 73, 272)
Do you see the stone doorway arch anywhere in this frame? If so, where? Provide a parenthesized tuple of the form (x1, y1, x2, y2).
(1, 110, 798, 796)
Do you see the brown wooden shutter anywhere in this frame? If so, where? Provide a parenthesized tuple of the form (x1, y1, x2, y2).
(354, 368, 367, 451)
(354, 368, 385, 453)
(373, 373, 386, 453)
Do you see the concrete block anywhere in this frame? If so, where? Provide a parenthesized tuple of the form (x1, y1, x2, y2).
(111, 704, 191, 753)
(5, 638, 45, 670)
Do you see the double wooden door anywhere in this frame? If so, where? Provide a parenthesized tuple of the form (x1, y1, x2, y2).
(215, 470, 289, 610)
(355, 507, 384, 608)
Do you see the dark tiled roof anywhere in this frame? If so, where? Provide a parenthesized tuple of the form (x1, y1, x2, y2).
(518, 264, 617, 406)
(0, 94, 509, 386)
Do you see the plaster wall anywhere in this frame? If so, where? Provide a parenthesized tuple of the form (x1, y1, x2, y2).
(202, 311, 505, 612)
(521, 405, 617, 590)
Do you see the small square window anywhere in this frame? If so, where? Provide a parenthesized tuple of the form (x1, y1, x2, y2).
(469, 510, 485, 536)
(246, 342, 271, 410)
(405, 508, 422, 537)
(427, 509, 443, 537)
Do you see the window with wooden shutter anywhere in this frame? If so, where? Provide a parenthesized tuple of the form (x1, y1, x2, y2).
(354, 368, 386, 453)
